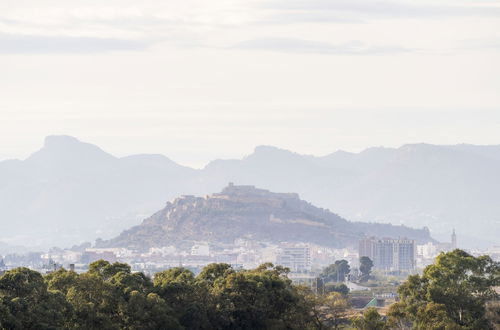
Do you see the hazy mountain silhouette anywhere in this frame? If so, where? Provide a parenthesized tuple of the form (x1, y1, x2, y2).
(0, 136, 498, 248)
(0, 136, 195, 247)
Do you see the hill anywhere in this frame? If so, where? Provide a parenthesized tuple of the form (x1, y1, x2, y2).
(100, 184, 433, 250)
(198, 144, 500, 246)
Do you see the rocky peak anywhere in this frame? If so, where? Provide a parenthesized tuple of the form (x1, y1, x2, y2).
(27, 135, 116, 166)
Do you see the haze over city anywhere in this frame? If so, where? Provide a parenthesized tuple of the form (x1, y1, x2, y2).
(0, 1, 499, 329)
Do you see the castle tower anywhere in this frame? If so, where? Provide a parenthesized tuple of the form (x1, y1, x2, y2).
(451, 229, 457, 250)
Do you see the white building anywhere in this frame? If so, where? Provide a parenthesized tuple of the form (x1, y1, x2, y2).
(276, 244, 311, 272)
(417, 242, 439, 259)
(191, 244, 210, 256)
(149, 246, 177, 256)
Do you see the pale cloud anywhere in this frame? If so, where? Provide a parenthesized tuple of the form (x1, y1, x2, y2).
(0, 0, 498, 54)
(232, 37, 412, 55)
(0, 34, 150, 53)
(0, 1, 254, 39)
(0, 2, 255, 52)
(459, 38, 500, 51)
(263, 0, 500, 20)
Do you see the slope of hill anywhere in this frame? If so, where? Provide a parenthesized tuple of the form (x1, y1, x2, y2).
(1, 135, 499, 248)
(101, 184, 433, 250)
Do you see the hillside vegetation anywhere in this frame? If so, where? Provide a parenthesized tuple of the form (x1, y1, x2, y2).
(101, 184, 432, 250)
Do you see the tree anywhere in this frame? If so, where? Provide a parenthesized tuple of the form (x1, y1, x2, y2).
(211, 263, 310, 329)
(46, 268, 79, 294)
(388, 249, 500, 329)
(359, 257, 373, 282)
(303, 289, 350, 330)
(415, 302, 460, 330)
(110, 271, 153, 297)
(88, 260, 131, 281)
(120, 291, 181, 330)
(485, 301, 500, 330)
(324, 283, 349, 296)
(65, 272, 122, 329)
(46, 261, 181, 330)
(0, 267, 71, 329)
(0, 261, 345, 329)
(386, 302, 412, 330)
(352, 307, 386, 330)
(321, 260, 350, 283)
(154, 267, 210, 329)
(196, 263, 233, 287)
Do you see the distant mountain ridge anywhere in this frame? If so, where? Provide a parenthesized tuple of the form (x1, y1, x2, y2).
(199, 143, 500, 246)
(1, 135, 498, 248)
(100, 184, 433, 250)
(0, 135, 196, 248)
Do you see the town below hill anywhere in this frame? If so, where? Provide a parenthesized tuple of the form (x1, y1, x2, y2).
(0, 184, 438, 277)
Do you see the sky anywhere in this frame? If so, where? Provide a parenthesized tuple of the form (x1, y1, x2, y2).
(1, 0, 499, 168)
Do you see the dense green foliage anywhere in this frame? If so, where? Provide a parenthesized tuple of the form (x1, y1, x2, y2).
(320, 260, 351, 283)
(0, 267, 70, 329)
(387, 249, 500, 329)
(0, 261, 320, 330)
(359, 257, 373, 282)
(352, 307, 385, 330)
(0, 250, 498, 329)
(299, 289, 350, 330)
(324, 283, 350, 296)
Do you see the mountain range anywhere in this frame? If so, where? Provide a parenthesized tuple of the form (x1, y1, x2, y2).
(1, 135, 498, 248)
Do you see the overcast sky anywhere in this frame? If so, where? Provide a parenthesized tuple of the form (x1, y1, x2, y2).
(1, 0, 499, 167)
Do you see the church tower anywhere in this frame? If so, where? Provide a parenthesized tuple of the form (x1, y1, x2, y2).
(451, 229, 457, 250)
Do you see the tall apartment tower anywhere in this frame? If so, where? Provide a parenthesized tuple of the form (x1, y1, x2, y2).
(451, 229, 457, 250)
(359, 237, 415, 272)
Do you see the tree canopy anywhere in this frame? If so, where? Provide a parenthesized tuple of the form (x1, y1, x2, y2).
(352, 307, 385, 330)
(0, 261, 318, 330)
(0, 251, 498, 330)
(359, 257, 373, 282)
(320, 260, 351, 283)
(387, 249, 500, 329)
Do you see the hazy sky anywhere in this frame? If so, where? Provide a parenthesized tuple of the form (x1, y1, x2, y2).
(1, 0, 499, 167)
